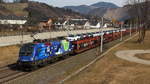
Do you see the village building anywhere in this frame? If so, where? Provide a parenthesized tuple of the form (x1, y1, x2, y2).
(84, 21, 90, 29)
(53, 18, 112, 30)
(89, 20, 101, 29)
(38, 18, 53, 31)
(54, 19, 67, 30)
(66, 19, 88, 30)
(102, 18, 113, 28)
(54, 19, 89, 30)
(0, 15, 27, 25)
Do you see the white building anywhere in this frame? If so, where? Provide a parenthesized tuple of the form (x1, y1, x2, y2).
(84, 21, 90, 29)
(66, 19, 88, 30)
(0, 15, 27, 25)
(54, 20, 68, 30)
(90, 22, 101, 29)
(0, 20, 27, 25)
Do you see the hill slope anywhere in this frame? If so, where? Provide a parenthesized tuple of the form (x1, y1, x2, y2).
(0, 5, 13, 15)
(64, 5, 97, 14)
(104, 7, 130, 21)
(88, 7, 109, 17)
(0, 3, 28, 16)
(26, 2, 84, 25)
(0, 2, 84, 25)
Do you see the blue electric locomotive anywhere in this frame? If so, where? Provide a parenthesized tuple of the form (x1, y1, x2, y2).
(17, 39, 73, 68)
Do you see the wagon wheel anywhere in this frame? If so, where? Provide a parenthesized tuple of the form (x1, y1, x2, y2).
(63, 53, 70, 59)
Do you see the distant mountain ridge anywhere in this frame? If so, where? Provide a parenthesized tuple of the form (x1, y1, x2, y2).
(63, 2, 119, 15)
(91, 2, 119, 8)
(64, 2, 132, 21)
(64, 5, 97, 14)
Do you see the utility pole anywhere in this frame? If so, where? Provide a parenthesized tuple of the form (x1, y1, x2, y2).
(66, 18, 70, 36)
(67, 21, 70, 36)
(20, 25, 23, 45)
(130, 21, 132, 36)
(136, 19, 138, 33)
(100, 17, 104, 53)
(120, 23, 123, 41)
(49, 23, 51, 39)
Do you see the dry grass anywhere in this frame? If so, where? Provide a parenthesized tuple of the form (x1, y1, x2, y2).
(64, 31, 150, 84)
(136, 54, 150, 60)
(0, 3, 28, 16)
(0, 30, 31, 37)
(0, 45, 20, 66)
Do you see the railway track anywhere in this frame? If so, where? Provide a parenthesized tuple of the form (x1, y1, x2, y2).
(0, 65, 28, 84)
(0, 58, 70, 84)
(0, 67, 9, 72)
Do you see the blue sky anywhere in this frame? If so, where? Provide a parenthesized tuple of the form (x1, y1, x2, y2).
(30, 0, 126, 7)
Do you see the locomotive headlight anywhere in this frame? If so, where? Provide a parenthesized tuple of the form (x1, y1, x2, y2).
(30, 57, 34, 61)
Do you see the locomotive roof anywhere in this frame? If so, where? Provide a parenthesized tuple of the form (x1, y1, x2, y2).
(21, 43, 35, 48)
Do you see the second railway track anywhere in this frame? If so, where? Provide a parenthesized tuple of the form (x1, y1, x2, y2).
(0, 65, 28, 84)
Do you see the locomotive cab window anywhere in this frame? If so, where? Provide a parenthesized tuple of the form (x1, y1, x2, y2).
(19, 44, 34, 56)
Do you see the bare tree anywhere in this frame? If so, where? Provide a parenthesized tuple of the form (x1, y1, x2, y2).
(20, 0, 28, 3)
(0, 0, 4, 3)
(127, 0, 150, 43)
(13, 0, 21, 3)
(13, 0, 28, 3)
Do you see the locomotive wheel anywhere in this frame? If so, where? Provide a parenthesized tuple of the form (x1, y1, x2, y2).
(51, 57, 58, 63)
(45, 58, 49, 65)
(61, 55, 66, 60)
(42, 59, 47, 66)
(38, 60, 46, 67)
(31, 62, 38, 71)
(16, 63, 22, 70)
(59, 54, 68, 60)
(47, 57, 52, 64)
(54, 57, 59, 62)
(63, 53, 69, 59)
